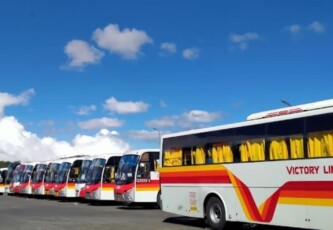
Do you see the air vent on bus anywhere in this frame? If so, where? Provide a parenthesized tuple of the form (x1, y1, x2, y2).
(247, 99, 333, 120)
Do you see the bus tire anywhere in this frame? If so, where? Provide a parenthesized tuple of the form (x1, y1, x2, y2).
(205, 196, 226, 230)
(157, 191, 162, 209)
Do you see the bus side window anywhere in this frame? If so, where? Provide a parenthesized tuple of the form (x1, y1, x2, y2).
(289, 135, 304, 159)
(269, 138, 289, 160)
(212, 143, 234, 163)
(182, 148, 192, 165)
(163, 148, 182, 166)
(308, 130, 333, 158)
(240, 139, 265, 162)
(191, 146, 205, 165)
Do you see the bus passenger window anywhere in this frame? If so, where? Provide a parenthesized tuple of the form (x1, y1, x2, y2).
(191, 146, 205, 165)
(269, 138, 289, 160)
(182, 148, 192, 165)
(308, 130, 333, 158)
(240, 139, 265, 162)
(212, 143, 233, 163)
(163, 148, 182, 166)
(290, 135, 304, 159)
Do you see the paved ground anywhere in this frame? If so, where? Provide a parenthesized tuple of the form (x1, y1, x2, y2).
(0, 194, 302, 230)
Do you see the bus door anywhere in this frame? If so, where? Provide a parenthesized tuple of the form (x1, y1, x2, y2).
(0, 168, 7, 193)
(65, 159, 83, 198)
(135, 151, 160, 203)
(75, 158, 93, 198)
(101, 156, 121, 200)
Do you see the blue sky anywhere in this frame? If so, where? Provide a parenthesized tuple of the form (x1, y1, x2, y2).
(0, 1, 332, 161)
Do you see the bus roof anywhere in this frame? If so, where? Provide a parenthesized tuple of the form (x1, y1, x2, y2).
(162, 98, 333, 139)
(125, 149, 160, 156)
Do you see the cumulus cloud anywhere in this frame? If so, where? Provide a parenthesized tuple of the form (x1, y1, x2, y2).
(0, 116, 130, 162)
(92, 23, 153, 60)
(64, 40, 104, 69)
(76, 105, 97, 115)
(0, 89, 35, 117)
(182, 48, 200, 60)
(229, 32, 260, 50)
(78, 117, 124, 130)
(104, 97, 150, 114)
(308, 21, 326, 34)
(160, 42, 177, 55)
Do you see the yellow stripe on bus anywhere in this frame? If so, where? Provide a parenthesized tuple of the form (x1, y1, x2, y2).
(279, 197, 333, 206)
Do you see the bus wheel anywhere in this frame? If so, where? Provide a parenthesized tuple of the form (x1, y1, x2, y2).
(205, 196, 226, 230)
(157, 191, 162, 209)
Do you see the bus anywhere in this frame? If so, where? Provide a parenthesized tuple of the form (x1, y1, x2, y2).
(54, 156, 87, 198)
(4, 161, 20, 194)
(9, 163, 26, 194)
(75, 156, 94, 198)
(31, 161, 51, 195)
(114, 149, 160, 206)
(18, 162, 38, 195)
(159, 98, 333, 230)
(0, 167, 8, 194)
(44, 160, 62, 196)
(85, 153, 122, 201)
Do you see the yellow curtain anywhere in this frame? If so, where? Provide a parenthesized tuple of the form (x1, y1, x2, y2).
(240, 140, 265, 162)
(163, 148, 182, 166)
(269, 139, 288, 160)
(308, 131, 333, 158)
(290, 136, 304, 159)
(212, 143, 233, 163)
(195, 146, 205, 164)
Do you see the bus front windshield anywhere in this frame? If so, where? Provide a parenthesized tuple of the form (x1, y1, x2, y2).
(115, 155, 139, 185)
(55, 162, 71, 184)
(12, 165, 26, 183)
(77, 160, 92, 183)
(44, 163, 60, 183)
(5, 162, 20, 184)
(32, 164, 47, 183)
(20, 165, 34, 183)
(86, 158, 106, 185)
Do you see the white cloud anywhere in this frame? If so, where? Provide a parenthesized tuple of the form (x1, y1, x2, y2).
(183, 110, 220, 123)
(160, 42, 177, 55)
(286, 24, 302, 35)
(0, 116, 130, 162)
(64, 40, 104, 69)
(182, 48, 200, 60)
(78, 117, 124, 130)
(160, 100, 167, 108)
(104, 97, 150, 114)
(308, 21, 326, 34)
(0, 89, 35, 117)
(77, 105, 97, 115)
(92, 23, 153, 60)
(229, 32, 260, 50)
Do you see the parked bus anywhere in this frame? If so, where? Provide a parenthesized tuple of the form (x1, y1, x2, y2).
(54, 156, 86, 198)
(18, 162, 38, 195)
(9, 163, 26, 194)
(44, 160, 62, 196)
(114, 149, 160, 206)
(31, 161, 50, 195)
(75, 156, 94, 198)
(4, 161, 20, 194)
(159, 98, 333, 230)
(85, 153, 122, 201)
(0, 167, 8, 194)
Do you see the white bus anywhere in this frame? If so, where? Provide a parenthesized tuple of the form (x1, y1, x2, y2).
(159, 98, 333, 230)
(18, 162, 38, 195)
(31, 161, 51, 195)
(54, 156, 87, 198)
(85, 153, 122, 201)
(114, 149, 160, 206)
(0, 167, 8, 194)
(44, 160, 63, 196)
(75, 156, 94, 198)
(4, 161, 20, 194)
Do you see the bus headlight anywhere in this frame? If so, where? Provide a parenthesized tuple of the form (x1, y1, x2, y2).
(124, 188, 134, 201)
